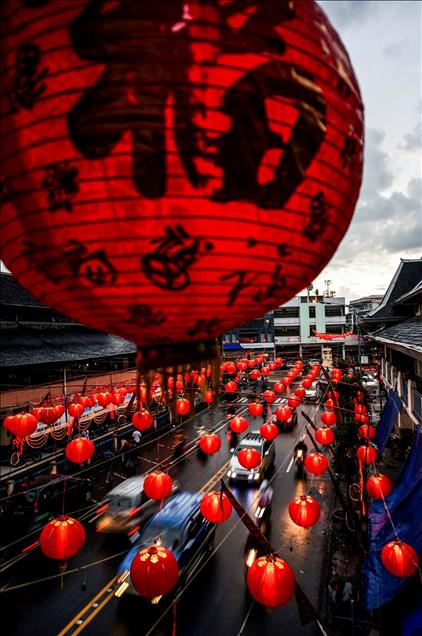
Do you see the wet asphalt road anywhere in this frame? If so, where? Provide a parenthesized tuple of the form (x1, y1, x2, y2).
(1, 392, 332, 636)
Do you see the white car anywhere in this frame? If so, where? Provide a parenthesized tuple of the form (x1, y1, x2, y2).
(361, 374, 378, 390)
(304, 381, 320, 403)
(227, 432, 275, 484)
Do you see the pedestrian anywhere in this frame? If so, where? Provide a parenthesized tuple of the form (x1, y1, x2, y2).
(132, 429, 142, 445)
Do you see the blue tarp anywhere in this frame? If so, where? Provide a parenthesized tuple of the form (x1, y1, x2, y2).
(373, 389, 402, 453)
(363, 426, 422, 611)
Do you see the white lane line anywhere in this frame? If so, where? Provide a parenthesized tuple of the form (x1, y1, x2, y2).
(286, 456, 294, 473)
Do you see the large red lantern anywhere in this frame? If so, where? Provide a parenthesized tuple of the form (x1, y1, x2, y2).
(366, 474, 393, 499)
(97, 392, 113, 407)
(381, 540, 419, 578)
(65, 436, 95, 463)
(203, 389, 214, 404)
(273, 382, 285, 394)
(175, 398, 190, 416)
(295, 387, 306, 399)
(37, 406, 62, 425)
(132, 409, 154, 431)
(275, 406, 292, 422)
(40, 515, 85, 560)
(238, 448, 261, 470)
(247, 555, 295, 607)
(143, 471, 173, 501)
(249, 369, 261, 381)
(315, 427, 334, 446)
(248, 402, 263, 418)
(0, 1, 364, 370)
(355, 404, 368, 415)
(321, 411, 337, 427)
(304, 452, 329, 475)
(287, 396, 301, 408)
(259, 423, 279, 441)
(200, 491, 232, 523)
(262, 390, 276, 404)
(68, 402, 85, 418)
(199, 433, 221, 455)
(358, 424, 376, 440)
(225, 362, 236, 375)
(225, 381, 238, 394)
(260, 367, 270, 377)
(356, 445, 378, 465)
(7, 413, 38, 438)
(301, 379, 312, 389)
(130, 546, 179, 598)
(288, 495, 321, 528)
(230, 416, 249, 434)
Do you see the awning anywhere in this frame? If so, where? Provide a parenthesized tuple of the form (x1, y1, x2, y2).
(373, 389, 402, 453)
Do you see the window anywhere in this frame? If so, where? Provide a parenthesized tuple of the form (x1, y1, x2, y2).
(274, 307, 299, 318)
(309, 306, 316, 318)
(413, 390, 422, 424)
(325, 306, 344, 317)
(275, 327, 300, 337)
(326, 325, 343, 334)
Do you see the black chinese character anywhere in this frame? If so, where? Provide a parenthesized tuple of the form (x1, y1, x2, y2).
(277, 243, 292, 257)
(304, 191, 330, 242)
(221, 270, 258, 307)
(10, 43, 48, 111)
(23, 240, 117, 286)
(187, 317, 221, 338)
(142, 225, 212, 291)
(42, 161, 80, 212)
(341, 133, 358, 171)
(253, 265, 286, 302)
(127, 304, 167, 328)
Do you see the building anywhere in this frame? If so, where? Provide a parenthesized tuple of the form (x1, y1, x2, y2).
(348, 295, 383, 326)
(222, 313, 275, 355)
(365, 259, 422, 430)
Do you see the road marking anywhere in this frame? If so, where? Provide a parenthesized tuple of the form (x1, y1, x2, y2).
(286, 457, 294, 473)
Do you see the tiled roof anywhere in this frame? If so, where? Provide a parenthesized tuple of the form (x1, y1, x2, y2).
(366, 260, 422, 322)
(394, 280, 422, 305)
(373, 317, 422, 353)
(0, 273, 42, 307)
(0, 325, 136, 367)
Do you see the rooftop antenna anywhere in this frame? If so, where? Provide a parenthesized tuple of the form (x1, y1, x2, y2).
(324, 279, 336, 298)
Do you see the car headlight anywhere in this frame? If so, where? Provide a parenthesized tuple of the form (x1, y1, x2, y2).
(254, 473, 260, 480)
(227, 470, 232, 477)
(248, 473, 253, 480)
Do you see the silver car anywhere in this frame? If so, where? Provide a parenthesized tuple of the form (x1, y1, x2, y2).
(227, 432, 275, 485)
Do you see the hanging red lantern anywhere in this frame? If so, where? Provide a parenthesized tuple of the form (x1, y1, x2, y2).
(248, 402, 264, 418)
(225, 381, 238, 393)
(230, 416, 249, 434)
(287, 396, 301, 408)
(282, 377, 293, 388)
(304, 452, 329, 475)
(357, 444, 378, 465)
(260, 367, 270, 377)
(358, 424, 376, 440)
(40, 515, 85, 560)
(302, 379, 312, 389)
(175, 398, 190, 416)
(143, 471, 173, 500)
(355, 413, 370, 424)
(130, 546, 179, 598)
(295, 388, 306, 399)
(328, 390, 340, 402)
(37, 406, 62, 425)
(96, 392, 112, 407)
(268, 362, 277, 372)
(111, 391, 125, 406)
(325, 399, 335, 411)
(133, 408, 154, 431)
(260, 423, 279, 441)
(275, 406, 292, 422)
(355, 404, 368, 415)
(249, 369, 261, 381)
(199, 433, 221, 455)
(288, 495, 321, 528)
(262, 390, 276, 404)
(238, 448, 261, 469)
(200, 491, 232, 523)
(315, 427, 334, 446)
(366, 474, 393, 499)
(78, 396, 92, 409)
(203, 389, 214, 404)
(3, 415, 18, 436)
(355, 390, 365, 403)
(273, 382, 285, 394)
(321, 411, 337, 427)
(225, 362, 236, 375)
(65, 437, 95, 463)
(381, 540, 419, 578)
(247, 555, 295, 608)
(68, 402, 85, 418)
(0, 1, 363, 373)
(8, 413, 38, 438)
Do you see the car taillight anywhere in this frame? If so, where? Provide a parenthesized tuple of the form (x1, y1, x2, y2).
(95, 503, 109, 515)
(128, 506, 142, 518)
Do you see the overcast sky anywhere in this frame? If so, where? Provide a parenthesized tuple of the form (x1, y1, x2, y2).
(1, 1, 421, 304)
(312, 0, 422, 301)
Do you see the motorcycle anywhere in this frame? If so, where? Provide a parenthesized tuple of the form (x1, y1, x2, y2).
(244, 490, 272, 570)
(294, 447, 307, 478)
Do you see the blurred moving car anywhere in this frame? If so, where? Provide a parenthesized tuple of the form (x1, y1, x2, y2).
(96, 475, 178, 534)
(227, 432, 275, 484)
(303, 381, 320, 403)
(116, 492, 215, 600)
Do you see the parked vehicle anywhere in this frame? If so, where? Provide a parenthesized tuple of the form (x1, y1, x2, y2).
(96, 475, 178, 534)
(303, 381, 320, 403)
(227, 432, 275, 484)
(116, 492, 215, 601)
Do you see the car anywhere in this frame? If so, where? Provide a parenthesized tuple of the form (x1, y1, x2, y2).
(227, 432, 275, 484)
(116, 492, 215, 600)
(96, 475, 179, 534)
(273, 400, 298, 431)
(303, 381, 320, 403)
(361, 374, 378, 390)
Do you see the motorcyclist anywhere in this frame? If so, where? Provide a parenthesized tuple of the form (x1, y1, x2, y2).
(257, 479, 273, 510)
(172, 432, 185, 459)
(293, 439, 308, 476)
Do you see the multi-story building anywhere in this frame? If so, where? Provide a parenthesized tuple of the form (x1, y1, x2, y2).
(348, 295, 383, 327)
(222, 313, 275, 355)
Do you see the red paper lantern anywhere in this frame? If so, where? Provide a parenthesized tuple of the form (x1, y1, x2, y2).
(287, 396, 301, 408)
(130, 546, 179, 598)
(143, 471, 173, 500)
(302, 379, 312, 389)
(260, 367, 270, 377)
(230, 416, 249, 434)
(225, 362, 236, 375)
(200, 491, 232, 524)
(0, 1, 363, 369)
(260, 423, 279, 441)
(321, 411, 337, 427)
(132, 409, 154, 431)
(315, 427, 334, 446)
(282, 377, 292, 387)
(357, 444, 378, 465)
(275, 406, 292, 422)
(111, 391, 125, 406)
(78, 396, 92, 408)
(199, 433, 221, 455)
(68, 402, 85, 418)
(203, 389, 214, 404)
(325, 399, 335, 411)
(358, 424, 376, 440)
(288, 495, 321, 528)
(40, 515, 85, 561)
(366, 474, 393, 499)
(295, 388, 306, 399)
(355, 404, 368, 415)
(238, 447, 261, 469)
(37, 406, 62, 425)
(381, 540, 419, 578)
(97, 392, 113, 407)
(65, 436, 95, 463)
(3, 415, 18, 436)
(355, 413, 370, 424)
(175, 398, 190, 416)
(247, 555, 295, 608)
(304, 452, 329, 475)
(8, 413, 38, 438)
(262, 390, 276, 404)
(273, 382, 285, 394)
(248, 402, 263, 417)
(249, 369, 261, 381)
(225, 381, 238, 393)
